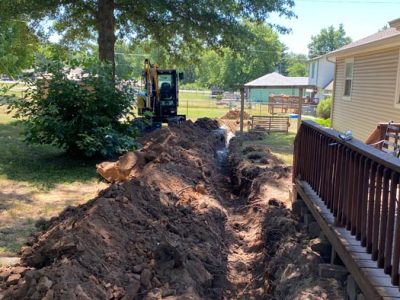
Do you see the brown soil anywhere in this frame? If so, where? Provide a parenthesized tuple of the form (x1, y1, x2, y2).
(0, 120, 345, 299)
(227, 132, 345, 299)
(221, 109, 250, 120)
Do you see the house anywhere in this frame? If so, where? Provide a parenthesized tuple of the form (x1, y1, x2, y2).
(307, 54, 335, 100)
(245, 72, 308, 103)
(327, 17, 400, 141)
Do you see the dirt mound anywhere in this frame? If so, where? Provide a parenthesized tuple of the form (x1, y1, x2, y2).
(262, 205, 345, 299)
(221, 109, 250, 120)
(1, 118, 229, 299)
(96, 118, 222, 183)
(227, 132, 345, 299)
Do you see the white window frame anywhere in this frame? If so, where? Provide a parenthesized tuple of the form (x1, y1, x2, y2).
(342, 57, 354, 101)
(394, 50, 400, 108)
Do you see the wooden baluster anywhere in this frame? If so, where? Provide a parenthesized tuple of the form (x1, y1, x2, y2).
(351, 154, 360, 235)
(391, 179, 400, 285)
(378, 168, 390, 268)
(356, 156, 366, 241)
(372, 165, 383, 261)
(384, 172, 398, 274)
(367, 163, 377, 253)
(346, 151, 355, 230)
(361, 159, 371, 247)
(332, 145, 342, 217)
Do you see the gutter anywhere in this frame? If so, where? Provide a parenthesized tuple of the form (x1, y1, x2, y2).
(328, 34, 400, 59)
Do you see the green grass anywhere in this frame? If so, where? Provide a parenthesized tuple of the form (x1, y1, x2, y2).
(0, 105, 105, 256)
(0, 83, 28, 98)
(244, 132, 296, 165)
(180, 91, 211, 101)
(0, 106, 99, 189)
(178, 106, 229, 120)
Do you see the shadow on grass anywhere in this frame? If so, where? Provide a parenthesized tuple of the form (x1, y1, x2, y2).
(0, 121, 101, 189)
(243, 132, 296, 165)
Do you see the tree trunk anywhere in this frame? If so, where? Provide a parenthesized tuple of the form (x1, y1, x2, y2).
(97, 0, 116, 75)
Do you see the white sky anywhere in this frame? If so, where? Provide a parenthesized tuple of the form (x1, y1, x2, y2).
(269, 0, 400, 55)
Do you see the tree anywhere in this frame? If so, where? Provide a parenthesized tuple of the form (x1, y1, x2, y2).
(0, 20, 37, 76)
(280, 52, 308, 77)
(7, 60, 138, 157)
(195, 22, 282, 89)
(1, 0, 295, 72)
(308, 24, 352, 58)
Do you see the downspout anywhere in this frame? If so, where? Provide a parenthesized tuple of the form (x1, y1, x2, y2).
(316, 60, 320, 91)
(327, 56, 337, 128)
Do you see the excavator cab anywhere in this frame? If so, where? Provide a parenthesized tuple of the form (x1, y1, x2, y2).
(138, 59, 185, 125)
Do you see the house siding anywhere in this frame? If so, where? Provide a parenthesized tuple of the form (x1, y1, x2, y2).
(332, 47, 400, 141)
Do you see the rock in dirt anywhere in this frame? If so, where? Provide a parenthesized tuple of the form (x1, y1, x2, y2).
(37, 276, 53, 292)
(6, 273, 20, 286)
(221, 109, 250, 120)
(10, 266, 27, 275)
(122, 280, 140, 300)
(140, 269, 153, 288)
(0, 270, 11, 281)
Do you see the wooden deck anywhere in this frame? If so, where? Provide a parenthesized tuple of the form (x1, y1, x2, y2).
(296, 180, 400, 300)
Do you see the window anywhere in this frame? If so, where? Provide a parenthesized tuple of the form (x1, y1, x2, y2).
(343, 58, 354, 99)
(311, 62, 316, 78)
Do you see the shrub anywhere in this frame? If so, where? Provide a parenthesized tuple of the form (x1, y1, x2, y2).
(314, 118, 331, 127)
(6, 59, 139, 158)
(216, 93, 223, 101)
(316, 97, 332, 119)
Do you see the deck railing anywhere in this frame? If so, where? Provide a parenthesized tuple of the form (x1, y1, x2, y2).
(294, 120, 400, 286)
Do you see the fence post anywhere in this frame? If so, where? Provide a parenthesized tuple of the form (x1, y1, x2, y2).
(240, 87, 244, 145)
(297, 88, 304, 131)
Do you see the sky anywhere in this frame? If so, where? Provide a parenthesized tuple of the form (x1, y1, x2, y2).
(268, 0, 400, 55)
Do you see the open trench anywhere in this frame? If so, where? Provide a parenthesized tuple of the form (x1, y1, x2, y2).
(0, 119, 345, 299)
(208, 124, 346, 299)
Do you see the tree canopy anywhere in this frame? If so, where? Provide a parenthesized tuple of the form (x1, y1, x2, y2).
(195, 22, 282, 89)
(308, 24, 352, 58)
(280, 51, 308, 77)
(0, 20, 38, 76)
(0, 0, 295, 71)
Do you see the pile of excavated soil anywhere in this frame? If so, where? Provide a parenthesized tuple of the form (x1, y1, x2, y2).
(1, 121, 346, 300)
(0, 119, 230, 299)
(227, 131, 346, 299)
(221, 109, 250, 120)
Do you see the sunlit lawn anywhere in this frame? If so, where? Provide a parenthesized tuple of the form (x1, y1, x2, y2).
(0, 106, 106, 260)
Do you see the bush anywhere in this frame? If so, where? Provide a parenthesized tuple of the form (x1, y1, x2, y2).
(314, 118, 331, 127)
(316, 97, 332, 119)
(7, 59, 139, 158)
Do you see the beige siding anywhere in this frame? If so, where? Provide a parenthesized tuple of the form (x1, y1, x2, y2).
(332, 48, 400, 141)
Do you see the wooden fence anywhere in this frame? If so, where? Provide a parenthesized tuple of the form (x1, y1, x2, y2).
(294, 120, 400, 287)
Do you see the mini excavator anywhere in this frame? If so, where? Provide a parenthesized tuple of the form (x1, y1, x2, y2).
(136, 59, 185, 127)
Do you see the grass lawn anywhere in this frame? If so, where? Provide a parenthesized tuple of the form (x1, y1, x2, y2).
(0, 106, 106, 260)
(243, 132, 296, 166)
(0, 83, 28, 98)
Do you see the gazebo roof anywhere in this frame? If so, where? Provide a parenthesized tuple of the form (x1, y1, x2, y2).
(244, 72, 314, 89)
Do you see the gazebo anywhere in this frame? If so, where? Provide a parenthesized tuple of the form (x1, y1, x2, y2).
(237, 73, 315, 139)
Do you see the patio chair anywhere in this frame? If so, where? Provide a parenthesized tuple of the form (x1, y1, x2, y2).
(369, 121, 400, 157)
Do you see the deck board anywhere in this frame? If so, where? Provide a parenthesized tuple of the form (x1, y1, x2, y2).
(296, 180, 400, 300)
